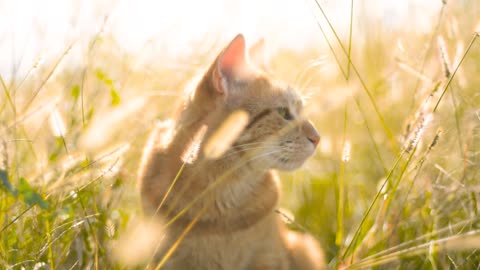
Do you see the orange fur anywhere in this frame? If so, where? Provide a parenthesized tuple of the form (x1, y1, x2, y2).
(138, 34, 325, 269)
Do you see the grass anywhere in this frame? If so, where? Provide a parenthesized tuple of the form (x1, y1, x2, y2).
(1, 1, 480, 269)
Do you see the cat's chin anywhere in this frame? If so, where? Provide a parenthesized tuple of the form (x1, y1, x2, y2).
(273, 159, 308, 171)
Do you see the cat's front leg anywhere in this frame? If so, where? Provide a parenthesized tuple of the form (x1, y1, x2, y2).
(247, 249, 290, 270)
(248, 261, 289, 270)
(285, 231, 325, 270)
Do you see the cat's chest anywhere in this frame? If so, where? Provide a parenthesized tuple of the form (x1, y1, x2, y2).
(214, 175, 263, 210)
(166, 213, 280, 269)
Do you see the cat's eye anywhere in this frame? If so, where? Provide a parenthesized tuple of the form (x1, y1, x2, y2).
(277, 107, 294, 120)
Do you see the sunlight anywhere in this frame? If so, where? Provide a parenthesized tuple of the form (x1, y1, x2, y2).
(0, 0, 442, 81)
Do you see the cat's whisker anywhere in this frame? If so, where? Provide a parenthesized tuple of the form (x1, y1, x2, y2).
(230, 150, 281, 162)
(222, 148, 271, 159)
(228, 146, 275, 154)
(232, 141, 277, 148)
(223, 141, 280, 157)
(225, 140, 284, 155)
(224, 145, 277, 156)
(238, 150, 284, 164)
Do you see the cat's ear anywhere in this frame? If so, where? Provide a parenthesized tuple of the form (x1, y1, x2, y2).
(212, 34, 247, 94)
(248, 38, 268, 71)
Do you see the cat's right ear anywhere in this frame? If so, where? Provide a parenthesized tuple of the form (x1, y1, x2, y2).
(212, 34, 247, 95)
(249, 38, 268, 72)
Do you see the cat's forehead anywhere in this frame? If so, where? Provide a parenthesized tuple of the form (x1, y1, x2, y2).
(240, 76, 304, 111)
(284, 85, 303, 107)
(268, 81, 303, 108)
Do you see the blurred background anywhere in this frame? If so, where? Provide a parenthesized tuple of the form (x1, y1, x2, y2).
(1, 0, 479, 269)
(0, 0, 445, 79)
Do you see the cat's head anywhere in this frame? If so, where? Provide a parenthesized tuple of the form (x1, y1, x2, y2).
(195, 34, 319, 171)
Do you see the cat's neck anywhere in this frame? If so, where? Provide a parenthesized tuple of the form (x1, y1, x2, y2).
(212, 160, 272, 210)
(170, 168, 279, 234)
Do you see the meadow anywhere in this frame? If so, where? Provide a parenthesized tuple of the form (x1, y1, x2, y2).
(1, 0, 480, 269)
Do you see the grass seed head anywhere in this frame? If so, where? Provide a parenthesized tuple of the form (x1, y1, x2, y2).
(437, 35, 451, 79)
(112, 219, 164, 267)
(49, 108, 67, 137)
(453, 40, 465, 68)
(204, 110, 249, 159)
(0, 139, 6, 171)
(182, 125, 207, 163)
(405, 114, 433, 153)
(342, 140, 351, 163)
(428, 129, 442, 151)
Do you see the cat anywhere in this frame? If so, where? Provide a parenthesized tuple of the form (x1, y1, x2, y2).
(138, 34, 325, 270)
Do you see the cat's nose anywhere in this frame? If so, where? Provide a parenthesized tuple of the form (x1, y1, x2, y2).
(302, 121, 320, 147)
(307, 133, 320, 147)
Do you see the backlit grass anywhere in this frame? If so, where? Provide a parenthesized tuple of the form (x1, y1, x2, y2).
(1, 1, 480, 269)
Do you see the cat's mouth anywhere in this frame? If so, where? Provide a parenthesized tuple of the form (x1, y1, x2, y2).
(272, 144, 316, 171)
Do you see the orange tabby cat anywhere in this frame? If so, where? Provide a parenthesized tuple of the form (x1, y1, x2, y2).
(138, 34, 325, 270)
